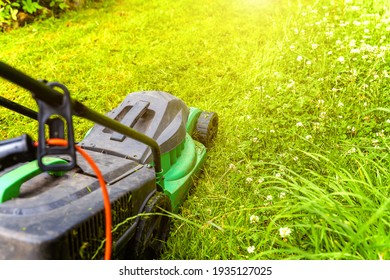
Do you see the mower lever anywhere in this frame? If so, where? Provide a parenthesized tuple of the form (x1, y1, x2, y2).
(36, 82, 76, 172)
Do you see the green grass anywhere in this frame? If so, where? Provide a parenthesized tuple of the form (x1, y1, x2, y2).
(1, 0, 390, 260)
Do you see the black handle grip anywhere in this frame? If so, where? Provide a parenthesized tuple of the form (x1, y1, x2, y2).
(0, 134, 36, 171)
(36, 82, 76, 172)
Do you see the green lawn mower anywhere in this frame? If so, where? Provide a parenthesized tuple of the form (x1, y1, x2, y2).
(0, 61, 218, 260)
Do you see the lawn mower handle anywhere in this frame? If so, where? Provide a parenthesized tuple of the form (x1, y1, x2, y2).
(0, 61, 162, 174)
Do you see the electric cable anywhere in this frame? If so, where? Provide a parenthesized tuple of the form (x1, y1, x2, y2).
(35, 139, 112, 260)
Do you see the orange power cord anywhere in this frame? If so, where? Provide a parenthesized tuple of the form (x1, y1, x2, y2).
(37, 139, 112, 260)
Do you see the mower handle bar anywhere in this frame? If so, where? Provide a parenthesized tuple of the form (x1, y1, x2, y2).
(0, 61, 162, 174)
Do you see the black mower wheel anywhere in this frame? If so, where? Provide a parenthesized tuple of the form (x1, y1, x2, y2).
(193, 111, 218, 148)
(130, 192, 172, 259)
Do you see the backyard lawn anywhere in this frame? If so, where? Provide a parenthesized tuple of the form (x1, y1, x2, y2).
(1, 0, 390, 259)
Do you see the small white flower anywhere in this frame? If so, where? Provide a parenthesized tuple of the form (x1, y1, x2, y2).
(296, 122, 304, 127)
(318, 99, 325, 105)
(306, 60, 312, 65)
(337, 56, 345, 64)
(287, 79, 295, 88)
(250, 215, 260, 224)
(325, 31, 334, 38)
(246, 177, 253, 184)
(312, 43, 319, 49)
(258, 178, 265, 184)
(347, 147, 357, 154)
(293, 156, 299, 161)
(279, 227, 292, 238)
(247, 246, 255, 254)
(349, 39, 356, 47)
(376, 130, 385, 138)
(297, 55, 303, 62)
(229, 163, 236, 170)
(386, 119, 390, 124)
(305, 135, 313, 140)
(270, 129, 275, 133)
(338, 101, 344, 107)
(279, 192, 286, 199)
(275, 172, 282, 178)
(266, 195, 273, 201)
(252, 137, 259, 143)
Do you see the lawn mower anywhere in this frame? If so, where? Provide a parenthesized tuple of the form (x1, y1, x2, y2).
(0, 61, 218, 260)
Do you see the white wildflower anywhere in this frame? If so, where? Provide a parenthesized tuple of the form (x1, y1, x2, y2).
(317, 99, 325, 106)
(246, 177, 253, 184)
(376, 130, 385, 138)
(250, 215, 260, 224)
(337, 56, 345, 64)
(247, 246, 255, 254)
(279, 227, 292, 238)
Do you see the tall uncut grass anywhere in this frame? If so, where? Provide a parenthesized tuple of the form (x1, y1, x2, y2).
(1, 0, 390, 260)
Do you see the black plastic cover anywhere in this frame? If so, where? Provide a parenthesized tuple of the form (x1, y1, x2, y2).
(80, 91, 189, 163)
(0, 150, 156, 259)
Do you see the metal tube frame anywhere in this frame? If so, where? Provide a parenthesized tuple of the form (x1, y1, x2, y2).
(0, 61, 162, 174)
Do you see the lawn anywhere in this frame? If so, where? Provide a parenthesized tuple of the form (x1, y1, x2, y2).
(1, 0, 390, 260)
